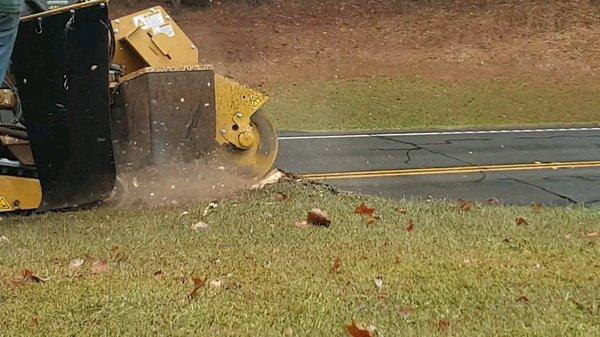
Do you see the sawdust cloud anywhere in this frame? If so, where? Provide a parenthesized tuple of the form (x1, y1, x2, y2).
(105, 152, 259, 209)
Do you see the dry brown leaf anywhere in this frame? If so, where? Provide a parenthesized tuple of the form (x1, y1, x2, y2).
(587, 231, 599, 238)
(532, 202, 543, 213)
(516, 217, 529, 226)
(517, 295, 530, 304)
(437, 319, 450, 331)
(457, 199, 473, 212)
(346, 319, 374, 337)
(210, 279, 223, 288)
(395, 207, 407, 214)
(399, 307, 413, 318)
(378, 291, 390, 301)
(191, 221, 210, 230)
(366, 216, 377, 225)
(485, 198, 499, 206)
(21, 269, 48, 283)
(331, 256, 342, 273)
(405, 219, 414, 232)
(295, 220, 309, 229)
(187, 277, 206, 300)
(153, 270, 165, 278)
(275, 193, 290, 202)
(69, 258, 84, 269)
(374, 277, 383, 289)
(355, 203, 375, 216)
(91, 260, 110, 274)
(307, 208, 331, 227)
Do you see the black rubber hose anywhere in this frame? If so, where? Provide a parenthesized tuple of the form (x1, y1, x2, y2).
(0, 125, 28, 139)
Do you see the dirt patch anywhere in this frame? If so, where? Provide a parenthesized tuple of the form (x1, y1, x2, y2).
(112, 0, 600, 86)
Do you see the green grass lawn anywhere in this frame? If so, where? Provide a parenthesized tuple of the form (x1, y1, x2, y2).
(1, 180, 599, 336)
(264, 77, 600, 131)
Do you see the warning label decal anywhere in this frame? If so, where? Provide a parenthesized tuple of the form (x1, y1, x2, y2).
(0, 197, 11, 210)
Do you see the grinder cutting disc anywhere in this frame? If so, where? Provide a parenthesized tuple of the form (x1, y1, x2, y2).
(225, 109, 278, 178)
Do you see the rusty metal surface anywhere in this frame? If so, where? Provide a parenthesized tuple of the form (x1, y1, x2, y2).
(113, 68, 217, 171)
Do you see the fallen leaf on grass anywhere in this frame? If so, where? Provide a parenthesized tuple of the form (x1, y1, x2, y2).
(532, 202, 543, 213)
(395, 207, 407, 214)
(202, 201, 218, 217)
(69, 258, 84, 269)
(355, 203, 375, 216)
(399, 307, 413, 318)
(517, 295, 530, 304)
(346, 319, 375, 337)
(210, 279, 223, 288)
(295, 220, 309, 229)
(191, 221, 210, 230)
(405, 219, 414, 232)
(374, 277, 383, 289)
(275, 193, 290, 202)
(331, 256, 342, 273)
(587, 232, 599, 238)
(187, 277, 206, 300)
(457, 199, 473, 212)
(378, 291, 390, 301)
(516, 217, 529, 226)
(0, 235, 9, 245)
(437, 319, 450, 331)
(307, 208, 331, 227)
(366, 216, 377, 225)
(153, 270, 165, 278)
(91, 260, 110, 274)
(485, 198, 499, 206)
(21, 269, 49, 283)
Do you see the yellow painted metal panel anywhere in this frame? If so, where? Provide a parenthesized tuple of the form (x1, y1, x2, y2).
(0, 176, 42, 212)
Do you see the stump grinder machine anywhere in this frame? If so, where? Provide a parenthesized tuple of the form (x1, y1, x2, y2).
(0, 0, 278, 213)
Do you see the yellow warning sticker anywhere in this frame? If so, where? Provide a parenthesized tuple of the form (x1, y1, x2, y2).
(0, 197, 11, 210)
(251, 96, 262, 108)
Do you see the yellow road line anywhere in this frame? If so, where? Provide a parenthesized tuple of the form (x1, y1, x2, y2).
(300, 161, 600, 181)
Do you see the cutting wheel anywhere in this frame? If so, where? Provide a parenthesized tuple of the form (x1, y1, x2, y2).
(227, 109, 278, 178)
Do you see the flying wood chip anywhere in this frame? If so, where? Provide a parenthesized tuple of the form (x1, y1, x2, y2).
(307, 208, 331, 227)
(346, 319, 374, 337)
(516, 217, 529, 226)
(355, 203, 375, 216)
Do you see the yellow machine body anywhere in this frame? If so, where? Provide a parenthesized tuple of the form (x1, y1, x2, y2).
(0, 2, 277, 213)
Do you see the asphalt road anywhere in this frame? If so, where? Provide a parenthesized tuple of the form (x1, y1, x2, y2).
(276, 127, 600, 206)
